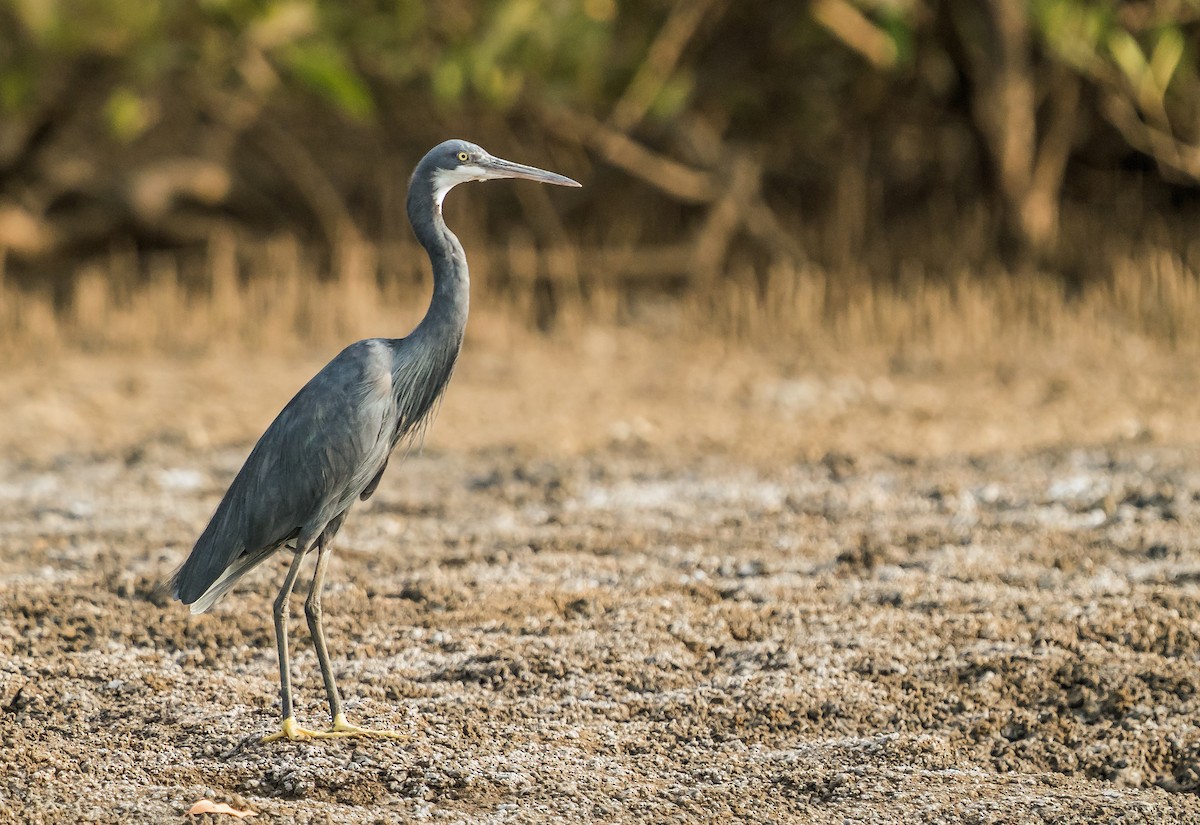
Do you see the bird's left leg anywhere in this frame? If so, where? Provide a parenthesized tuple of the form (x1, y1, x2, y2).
(261, 542, 325, 742)
(304, 536, 405, 739)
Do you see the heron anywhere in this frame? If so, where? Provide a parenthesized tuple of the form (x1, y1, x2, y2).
(171, 140, 580, 742)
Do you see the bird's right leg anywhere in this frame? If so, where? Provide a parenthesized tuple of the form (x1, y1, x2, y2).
(303, 537, 405, 740)
(305, 537, 346, 723)
(261, 544, 324, 743)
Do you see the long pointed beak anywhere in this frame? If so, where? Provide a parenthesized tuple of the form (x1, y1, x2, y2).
(480, 155, 581, 187)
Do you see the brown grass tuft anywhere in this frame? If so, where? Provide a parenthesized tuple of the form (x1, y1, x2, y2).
(2, 231, 1199, 360)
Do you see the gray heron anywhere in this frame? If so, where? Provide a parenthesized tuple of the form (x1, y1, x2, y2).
(171, 140, 580, 742)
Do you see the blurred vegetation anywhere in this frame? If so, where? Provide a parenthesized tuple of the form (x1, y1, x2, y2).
(2, 0, 1200, 344)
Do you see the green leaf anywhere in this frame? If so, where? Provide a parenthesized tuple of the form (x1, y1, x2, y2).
(649, 73, 693, 122)
(1032, 0, 1113, 71)
(878, 6, 915, 67)
(1107, 29, 1147, 86)
(0, 68, 34, 114)
(282, 41, 373, 119)
(432, 59, 465, 104)
(105, 87, 152, 142)
(1149, 27, 1184, 96)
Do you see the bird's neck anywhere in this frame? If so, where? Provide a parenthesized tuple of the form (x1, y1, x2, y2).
(407, 183, 470, 349)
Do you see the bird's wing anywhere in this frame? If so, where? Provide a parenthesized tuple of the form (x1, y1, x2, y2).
(173, 340, 396, 605)
(360, 456, 389, 501)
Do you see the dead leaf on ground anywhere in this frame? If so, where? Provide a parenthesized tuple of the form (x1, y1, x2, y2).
(185, 799, 257, 818)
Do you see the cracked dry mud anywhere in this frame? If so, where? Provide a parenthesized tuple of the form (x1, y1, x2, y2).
(2, 331, 1200, 823)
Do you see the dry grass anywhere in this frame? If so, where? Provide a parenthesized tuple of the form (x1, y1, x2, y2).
(700, 252, 1200, 355)
(2, 229, 1200, 360)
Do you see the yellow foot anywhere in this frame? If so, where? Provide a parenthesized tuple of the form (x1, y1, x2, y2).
(319, 712, 407, 739)
(261, 716, 324, 743)
(261, 714, 406, 743)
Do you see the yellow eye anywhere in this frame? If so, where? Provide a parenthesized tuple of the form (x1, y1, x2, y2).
(456, 151, 469, 162)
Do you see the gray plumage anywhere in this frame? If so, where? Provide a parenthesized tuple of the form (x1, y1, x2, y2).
(169, 139, 579, 740)
(173, 334, 454, 612)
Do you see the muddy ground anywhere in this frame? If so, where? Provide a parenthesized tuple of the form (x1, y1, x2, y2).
(3, 329, 1200, 823)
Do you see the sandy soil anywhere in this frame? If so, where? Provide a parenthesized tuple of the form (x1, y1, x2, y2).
(3, 328, 1200, 823)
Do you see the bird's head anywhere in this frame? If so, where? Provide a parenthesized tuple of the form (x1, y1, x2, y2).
(419, 139, 581, 208)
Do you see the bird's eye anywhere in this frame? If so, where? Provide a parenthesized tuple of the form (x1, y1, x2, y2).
(456, 151, 469, 162)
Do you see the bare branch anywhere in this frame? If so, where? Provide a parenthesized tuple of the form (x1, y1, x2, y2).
(249, 116, 363, 248)
(692, 154, 759, 282)
(609, 0, 725, 133)
(537, 105, 717, 203)
(1023, 72, 1080, 248)
(812, 0, 899, 69)
(1100, 93, 1200, 184)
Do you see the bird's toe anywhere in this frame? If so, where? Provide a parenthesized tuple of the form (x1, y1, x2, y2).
(261, 716, 320, 743)
(320, 712, 407, 740)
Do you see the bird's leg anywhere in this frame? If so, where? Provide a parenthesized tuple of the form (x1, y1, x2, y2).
(303, 538, 405, 740)
(261, 545, 324, 743)
(305, 538, 345, 723)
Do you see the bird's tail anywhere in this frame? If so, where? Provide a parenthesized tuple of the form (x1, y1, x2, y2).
(178, 543, 280, 614)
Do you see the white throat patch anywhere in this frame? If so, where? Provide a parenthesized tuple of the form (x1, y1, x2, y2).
(432, 165, 488, 209)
